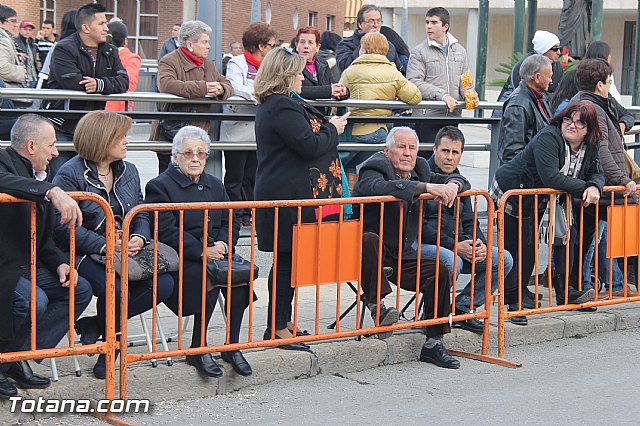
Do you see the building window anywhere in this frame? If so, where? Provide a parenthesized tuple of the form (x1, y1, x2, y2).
(293, 8, 299, 30)
(326, 15, 335, 32)
(97, 0, 159, 59)
(265, 2, 272, 25)
(308, 11, 318, 27)
(41, 0, 55, 24)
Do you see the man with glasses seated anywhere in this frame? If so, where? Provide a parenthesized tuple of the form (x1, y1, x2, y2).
(336, 4, 403, 73)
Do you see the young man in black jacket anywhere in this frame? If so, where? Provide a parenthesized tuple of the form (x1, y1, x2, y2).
(424, 126, 513, 332)
(44, 3, 128, 176)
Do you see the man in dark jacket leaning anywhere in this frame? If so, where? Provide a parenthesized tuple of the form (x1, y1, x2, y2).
(336, 4, 402, 73)
(352, 126, 469, 369)
(44, 3, 129, 176)
(423, 126, 513, 333)
(0, 114, 91, 399)
(497, 54, 553, 165)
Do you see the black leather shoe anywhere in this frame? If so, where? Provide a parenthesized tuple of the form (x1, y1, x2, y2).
(75, 316, 101, 346)
(263, 329, 311, 351)
(221, 350, 252, 376)
(507, 306, 528, 326)
(453, 309, 484, 334)
(0, 373, 18, 399)
(186, 354, 224, 378)
(578, 306, 598, 312)
(419, 339, 460, 369)
(93, 350, 119, 380)
(6, 361, 50, 389)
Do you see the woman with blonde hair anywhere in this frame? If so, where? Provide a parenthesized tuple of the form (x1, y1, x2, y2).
(53, 110, 174, 379)
(254, 47, 348, 350)
(339, 32, 421, 179)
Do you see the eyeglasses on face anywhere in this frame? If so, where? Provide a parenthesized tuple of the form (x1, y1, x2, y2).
(549, 46, 562, 52)
(364, 19, 383, 25)
(177, 150, 207, 160)
(265, 42, 277, 48)
(562, 116, 587, 129)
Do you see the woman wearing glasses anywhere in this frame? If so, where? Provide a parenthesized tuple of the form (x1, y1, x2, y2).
(253, 47, 348, 350)
(220, 22, 278, 227)
(491, 101, 603, 308)
(145, 126, 255, 378)
(52, 111, 174, 379)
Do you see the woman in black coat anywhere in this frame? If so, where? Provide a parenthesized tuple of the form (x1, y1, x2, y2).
(253, 47, 348, 350)
(145, 126, 254, 378)
(52, 111, 174, 379)
(491, 101, 604, 310)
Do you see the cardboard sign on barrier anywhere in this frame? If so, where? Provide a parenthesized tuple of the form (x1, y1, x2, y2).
(607, 204, 640, 258)
(291, 220, 362, 286)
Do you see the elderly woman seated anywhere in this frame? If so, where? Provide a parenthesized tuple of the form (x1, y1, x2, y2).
(145, 126, 255, 378)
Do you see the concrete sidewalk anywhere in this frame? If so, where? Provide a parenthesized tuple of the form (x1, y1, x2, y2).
(3, 300, 640, 424)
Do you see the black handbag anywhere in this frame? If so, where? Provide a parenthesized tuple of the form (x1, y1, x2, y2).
(158, 119, 191, 140)
(206, 253, 259, 284)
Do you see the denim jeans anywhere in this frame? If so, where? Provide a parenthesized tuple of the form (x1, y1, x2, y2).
(582, 221, 624, 291)
(7, 268, 92, 360)
(456, 247, 513, 312)
(340, 127, 388, 174)
(78, 257, 174, 336)
(414, 241, 513, 311)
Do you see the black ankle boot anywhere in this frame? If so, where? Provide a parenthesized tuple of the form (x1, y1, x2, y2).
(553, 275, 595, 305)
(93, 350, 119, 380)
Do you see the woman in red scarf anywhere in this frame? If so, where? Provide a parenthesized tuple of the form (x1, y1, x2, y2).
(220, 22, 279, 227)
(150, 20, 232, 173)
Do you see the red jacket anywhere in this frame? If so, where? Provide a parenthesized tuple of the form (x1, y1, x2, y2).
(105, 46, 141, 111)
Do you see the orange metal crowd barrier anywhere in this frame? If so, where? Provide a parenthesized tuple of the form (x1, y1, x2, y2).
(0, 192, 118, 404)
(117, 191, 502, 399)
(496, 186, 640, 358)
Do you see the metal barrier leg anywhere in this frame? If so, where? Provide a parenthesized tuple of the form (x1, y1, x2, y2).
(138, 314, 158, 368)
(154, 309, 172, 366)
(49, 358, 59, 382)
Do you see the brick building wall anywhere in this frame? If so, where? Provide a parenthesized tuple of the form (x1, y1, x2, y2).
(2, 0, 344, 58)
(221, 0, 344, 52)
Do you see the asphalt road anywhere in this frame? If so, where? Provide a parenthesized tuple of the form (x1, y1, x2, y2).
(26, 327, 640, 425)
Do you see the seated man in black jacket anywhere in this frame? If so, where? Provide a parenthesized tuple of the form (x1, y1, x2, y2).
(423, 127, 513, 333)
(0, 114, 91, 399)
(352, 126, 469, 369)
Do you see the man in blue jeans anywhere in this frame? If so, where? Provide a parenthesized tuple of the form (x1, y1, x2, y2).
(421, 126, 513, 332)
(0, 114, 92, 399)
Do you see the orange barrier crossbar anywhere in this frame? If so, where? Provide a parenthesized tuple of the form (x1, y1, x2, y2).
(0, 192, 118, 406)
(117, 191, 507, 399)
(496, 186, 640, 358)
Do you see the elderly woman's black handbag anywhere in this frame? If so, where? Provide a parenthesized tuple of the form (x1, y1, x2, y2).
(158, 119, 191, 140)
(206, 253, 259, 284)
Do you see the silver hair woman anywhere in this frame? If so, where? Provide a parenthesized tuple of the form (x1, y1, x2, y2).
(145, 125, 255, 378)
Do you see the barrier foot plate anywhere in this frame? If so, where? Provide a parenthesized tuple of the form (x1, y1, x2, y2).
(447, 349, 522, 368)
(91, 411, 136, 426)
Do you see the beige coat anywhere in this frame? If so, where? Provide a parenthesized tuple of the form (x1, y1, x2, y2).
(150, 48, 232, 141)
(0, 28, 26, 85)
(339, 54, 421, 136)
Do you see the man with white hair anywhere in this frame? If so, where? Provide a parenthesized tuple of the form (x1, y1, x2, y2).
(352, 126, 469, 369)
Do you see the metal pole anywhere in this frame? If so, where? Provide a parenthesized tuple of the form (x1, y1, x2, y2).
(513, 0, 525, 55)
(634, 0, 640, 105)
(526, 0, 537, 52)
(476, 0, 489, 102)
(401, 0, 409, 41)
(591, 0, 603, 42)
